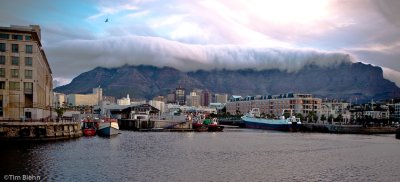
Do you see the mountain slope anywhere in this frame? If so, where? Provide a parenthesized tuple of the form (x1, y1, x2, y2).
(54, 63, 400, 101)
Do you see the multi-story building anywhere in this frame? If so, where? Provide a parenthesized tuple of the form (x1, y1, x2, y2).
(148, 100, 166, 113)
(53, 92, 66, 108)
(175, 86, 185, 106)
(186, 90, 201, 107)
(213, 93, 228, 104)
(226, 93, 322, 117)
(395, 103, 400, 121)
(67, 87, 102, 106)
(0, 25, 53, 120)
(117, 94, 130, 106)
(321, 100, 350, 123)
(200, 90, 211, 106)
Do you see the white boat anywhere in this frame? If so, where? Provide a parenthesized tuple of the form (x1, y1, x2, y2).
(241, 108, 301, 131)
(97, 118, 119, 136)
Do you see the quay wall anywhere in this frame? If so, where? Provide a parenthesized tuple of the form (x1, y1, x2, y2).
(301, 123, 398, 134)
(0, 122, 82, 141)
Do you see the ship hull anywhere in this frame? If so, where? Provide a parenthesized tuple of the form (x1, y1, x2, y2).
(242, 117, 300, 132)
(97, 122, 119, 136)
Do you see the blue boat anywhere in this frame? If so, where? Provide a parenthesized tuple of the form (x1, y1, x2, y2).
(97, 119, 120, 136)
(241, 108, 301, 132)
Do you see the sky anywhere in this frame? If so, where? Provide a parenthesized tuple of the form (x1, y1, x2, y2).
(0, 0, 399, 87)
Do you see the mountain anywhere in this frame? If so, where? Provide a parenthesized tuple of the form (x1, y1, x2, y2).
(54, 62, 400, 102)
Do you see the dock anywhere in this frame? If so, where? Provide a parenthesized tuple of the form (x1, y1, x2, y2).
(0, 122, 82, 141)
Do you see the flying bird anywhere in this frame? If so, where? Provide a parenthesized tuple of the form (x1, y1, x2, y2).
(105, 18, 108, 23)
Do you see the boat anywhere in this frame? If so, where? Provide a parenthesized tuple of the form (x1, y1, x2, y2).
(241, 108, 301, 131)
(396, 128, 400, 139)
(97, 118, 120, 136)
(81, 119, 97, 136)
(203, 118, 224, 132)
(192, 115, 204, 129)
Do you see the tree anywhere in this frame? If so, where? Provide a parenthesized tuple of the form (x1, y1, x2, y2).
(55, 107, 66, 121)
(320, 114, 326, 121)
(335, 114, 343, 123)
(328, 114, 334, 123)
(295, 113, 304, 122)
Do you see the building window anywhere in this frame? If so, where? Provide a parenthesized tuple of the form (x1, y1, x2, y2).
(0, 68, 5, 77)
(25, 70, 32, 79)
(26, 45, 32, 54)
(25, 35, 31, 40)
(25, 57, 32, 66)
(0, 43, 5, 52)
(0, 33, 9, 39)
(11, 44, 18, 52)
(0, 95, 3, 117)
(0, 55, 5, 64)
(11, 69, 19, 78)
(12, 34, 23, 40)
(9, 81, 20, 90)
(24, 82, 33, 93)
(11, 56, 19, 65)
(0, 82, 4, 89)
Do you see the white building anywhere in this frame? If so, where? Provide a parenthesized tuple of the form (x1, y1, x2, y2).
(67, 87, 102, 106)
(117, 94, 130, 106)
(53, 92, 66, 108)
(149, 100, 166, 113)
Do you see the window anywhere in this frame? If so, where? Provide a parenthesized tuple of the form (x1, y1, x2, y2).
(9, 82, 20, 90)
(24, 82, 33, 94)
(0, 68, 4, 77)
(0, 82, 4, 89)
(12, 44, 18, 52)
(25, 35, 31, 40)
(26, 45, 32, 54)
(0, 56, 5, 64)
(25, 57, 32, 66)
(11, 69, 19, 78)
(12, 34, 23, 40)
(0, 33, 9, 39)
(0, 95, 3, 117)
(25, 70, 32, 79)
(11, 56, 19, 65)
(0, 43, 5, 52)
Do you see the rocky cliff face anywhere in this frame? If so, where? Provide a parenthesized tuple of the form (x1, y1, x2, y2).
(54, 62, 400, 102)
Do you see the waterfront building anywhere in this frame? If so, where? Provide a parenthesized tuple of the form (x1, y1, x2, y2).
(67, 87, 102, 106)
(321, 100, 350, 123)
(0, 25, 53, 120)
(175, 86, 185, 106)
(225, 93, 322, 117)
(117, 94, 131, 106)
(53, 92, 66, 108)
(395, 103, 400, 121)
(149, 100, 166, 113)
(213, 93, 228, 104)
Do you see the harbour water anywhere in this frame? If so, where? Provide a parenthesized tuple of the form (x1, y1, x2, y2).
(1, 128, 399, 181)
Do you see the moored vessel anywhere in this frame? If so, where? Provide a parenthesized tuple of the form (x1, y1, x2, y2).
(81, 119, 97, 136)
(97, 118, 120, 136)
(241, 108, 301, 131)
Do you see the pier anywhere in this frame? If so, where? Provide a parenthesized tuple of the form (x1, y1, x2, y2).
(0, 122, 82, 141)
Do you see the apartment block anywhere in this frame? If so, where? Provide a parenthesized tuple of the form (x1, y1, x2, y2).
(0, 25, 53, 120)
(226, 93, 322, 116)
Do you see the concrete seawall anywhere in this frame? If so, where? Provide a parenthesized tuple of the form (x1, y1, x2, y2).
(301, 123, 398, 134)
(0, 122, 82, 141)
